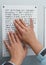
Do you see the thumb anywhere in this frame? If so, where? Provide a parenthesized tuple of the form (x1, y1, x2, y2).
(30, 18, 34, 29)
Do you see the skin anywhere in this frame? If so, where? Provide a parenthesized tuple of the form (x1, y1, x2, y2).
(14, 18, 43, 54)
(4, 32, 27, 65)
(4, 18, 43, 65)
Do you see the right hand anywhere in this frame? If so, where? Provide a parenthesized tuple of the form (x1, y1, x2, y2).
(14, 18, 37, 45)
(14, 18, 43, 54)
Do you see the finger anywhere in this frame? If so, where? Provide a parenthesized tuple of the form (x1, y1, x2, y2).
(14, 19, 27, 31)
(15, 24, 23, 35)
(8, 32, 13, 44)
(14, 21, 24, 34)
(30, 18, 34, 29)
(4, 40, 11, 51)
(14, 32, 23, 47)
(19, 19, 27, 27)
(19, 19, 26, 26)
(16, 29, 22, 40)
(15, 19, 26, 29)
(10, 32, 16, 43)
(14, 32, 20, 43)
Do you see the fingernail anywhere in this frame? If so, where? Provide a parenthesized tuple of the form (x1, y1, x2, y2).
(8, 32, 11, 35)
(7, 32, 9, 35)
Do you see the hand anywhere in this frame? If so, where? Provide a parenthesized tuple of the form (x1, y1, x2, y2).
(14, 18, 37, 45)
(4, 32, 27, 65)
(14, 18, 43, 54)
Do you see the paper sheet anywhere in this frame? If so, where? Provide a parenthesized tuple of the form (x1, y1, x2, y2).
(2, 5, 38, 57)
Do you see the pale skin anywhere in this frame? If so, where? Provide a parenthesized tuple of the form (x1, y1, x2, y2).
(4, 18, 43, 65)
(14, 18, 43, 54)
(4, 32, 27, 65)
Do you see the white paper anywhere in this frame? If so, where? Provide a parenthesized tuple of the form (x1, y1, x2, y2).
(2, 5, 38, 57)
(45, 8, 46, 48)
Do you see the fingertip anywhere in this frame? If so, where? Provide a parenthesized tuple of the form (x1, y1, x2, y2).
(19, 18, 22, 21)
(7, 32, 9, 35)
(13, 20, 16, 23)
(13, 20, 17, 26)
(30, 18, 34, 28)
(30, 18, 33, 22)
(3, 40, 7, 46)
(3, 40, 11, 50)
(3, 40, 7, 43)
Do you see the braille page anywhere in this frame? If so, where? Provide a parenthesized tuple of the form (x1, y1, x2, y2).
(2, 5, 38, 57)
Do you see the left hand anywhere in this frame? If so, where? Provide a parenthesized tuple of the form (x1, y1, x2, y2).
(4, 32, 27, 65)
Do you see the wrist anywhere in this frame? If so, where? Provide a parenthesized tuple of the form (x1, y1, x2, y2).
(10, 59, 16, 65)
(29, 38, 43, 54)
(8, 61, 15, 65)
(29, 38, 37, 46)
